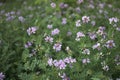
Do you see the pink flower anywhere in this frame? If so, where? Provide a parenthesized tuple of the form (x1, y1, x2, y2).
(82, 16, 90, 23)
(27, 27, 37, 35)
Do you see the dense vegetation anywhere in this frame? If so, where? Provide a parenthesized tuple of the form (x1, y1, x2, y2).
(0, 0, 120, 80)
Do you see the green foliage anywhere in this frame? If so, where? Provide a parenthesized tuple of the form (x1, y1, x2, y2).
(0, 0, 120, 80)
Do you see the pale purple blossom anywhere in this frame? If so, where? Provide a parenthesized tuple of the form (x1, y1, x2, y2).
(105, 40, 115, 48)
(18, 16, 25, 22)
(51, 2, 56, 8)
(75, 7, 81, 13)
(6, 16, 15, 21)
(88, 32, 97, 40)
(57, 60, 66, 69)
(47, 24, 53, 29)
(53, 43, 62, 52)
(48, 58, 53, 66)
(82, 58, 90, 64)
(48, 57, 76, 70)
(0, 72, 5, 80)
(51, 28, 60, 36)
(67, 31, 72, 36)
(24, 41, 32, 48)
(92, 43, 101, 50)
(64, 57, 76, 64)
(91, 21, 96, 26)
(75, 20, 81, 27)
(99, 3, 105, 8)
(59, 3, 68, 8)
(109, 17, 119, 24)
(116, 27, 120, 31)
(82, 16, 90, 23)
(77, 0, 84, 4)
(45, 36, 53, 43)
(82, 49, 90, 55)
(62, 18, 67, 24)
(76, 32, 85, 38)
(27, 27, 37, 35)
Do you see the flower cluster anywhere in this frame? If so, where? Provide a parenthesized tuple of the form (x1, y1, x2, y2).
(48, 57, 76, 69)
(109, 17, 119, 24)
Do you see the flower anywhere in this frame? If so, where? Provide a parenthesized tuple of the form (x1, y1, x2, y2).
(102, 65, 109, 71)
(105, 40, 115, 48)
(18, 16, 25, 22)
(0, 72, 5, 80)
(92, 43, 101, 50)
(82, 58, 90, 64)
(67, 31, 72, 36)
(51, 2, 56, 8)
(82, 49, 90, 55)
(48, 58, 53, 66)
(64, 57, 76, 64)
(88, 32, 97, 40)
(75, 20, 81, 27)
(27, 27, 37, 35)
(76, 32, 85, 38)
(53, 60, 66, 69)
(45, 36, 53, 43)
(57, 60, 66, 69)
(62, 18, 67, 24)
(51, 28, 60, 36)
(53, 43, 62, 52)
(77, 0, 84, 4)
(96, 26, 106, 35)
(47, 24, 53, 29)
(109, 17, 119, 24)
(82, 16, 90, 23)
(24, 41, 32, 48)
(59, 3, 68, 9)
